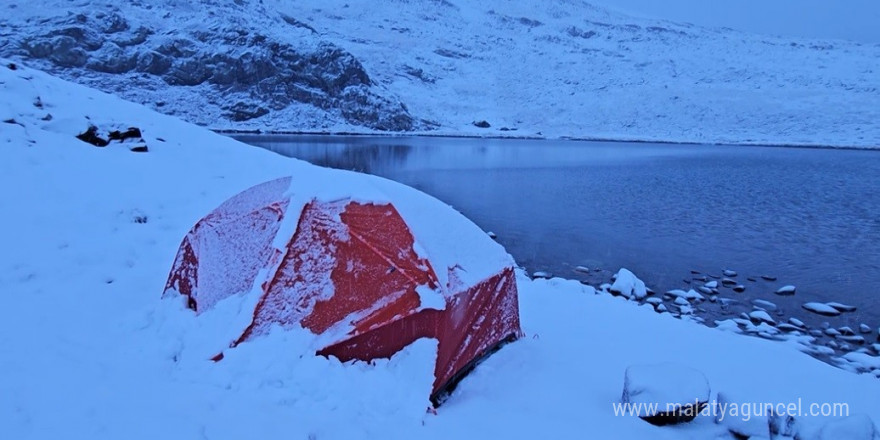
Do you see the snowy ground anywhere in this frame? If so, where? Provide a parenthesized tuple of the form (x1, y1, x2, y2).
(3, 61, 880, 439)
(2, 0, 879, 147)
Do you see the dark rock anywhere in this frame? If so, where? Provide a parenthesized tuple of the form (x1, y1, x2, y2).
(280, 14, 318, 33)
(33, 36, 89, 67)
(114, 26, 152, 47)
(566, 26, 597, 39)
(136, 51, 172, 75)
(102, 12, 129, 34)
(76, 126, 109, 147)
(402, 65, 436, 83)
(434, 48, 470, 59)
(746, 277, 757, 282)
(721, 278, 737, 286)
(129, 145, 149, 153)
(518, 17, 543, 27)
(7, 63, 17, 70)
(88, 44, 137, 73)
(166, 59, 212, 86)
(732, 285, 745, 292)
(761, 275, 777, 281)
(108, 127, 142, 141)
(224, 101, 270, 122)
(473, 120, 491, 128)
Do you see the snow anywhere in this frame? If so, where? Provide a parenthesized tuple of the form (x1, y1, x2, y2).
(803, 302, 844, 316)
(621, 363, 710, 416)
(3, 0, 880, 147)
(609, 268, 648, 300)
(816, 414, 880, 440)
(776, 285, 797, 295)
(4, 60, 880, 439)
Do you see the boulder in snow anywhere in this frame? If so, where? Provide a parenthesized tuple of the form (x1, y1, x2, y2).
(621, 363, 710, 426)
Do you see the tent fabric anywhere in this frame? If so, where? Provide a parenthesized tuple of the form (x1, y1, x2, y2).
(163, 176, 522, 404)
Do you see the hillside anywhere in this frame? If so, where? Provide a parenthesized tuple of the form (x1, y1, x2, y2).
(2, 0, 878, 146)
(3, 58, 880, 440)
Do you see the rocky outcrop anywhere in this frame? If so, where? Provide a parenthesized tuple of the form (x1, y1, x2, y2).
(1, 5, 415, 131)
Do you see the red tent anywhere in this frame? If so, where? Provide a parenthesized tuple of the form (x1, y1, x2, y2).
(163, 176, 522, 405)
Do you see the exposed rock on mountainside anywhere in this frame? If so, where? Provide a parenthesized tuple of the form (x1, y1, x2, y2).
(1, 3, 414, 130)
(3, 0, 879, 145)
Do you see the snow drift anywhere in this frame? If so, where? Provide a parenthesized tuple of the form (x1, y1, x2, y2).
(4, 60, 880, 439)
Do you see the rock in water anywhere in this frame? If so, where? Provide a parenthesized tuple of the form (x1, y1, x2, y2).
(775, 285, 796, 295)
(777, 323, 804, 333)
(803, 302, 842, 317)
(573, 265, 590, 273)
(825, 328, 842, 337)
(826, 302, 857, 313)
(749, 310, 776, 325)
(752, 299, 779, 311)
(609, 268, 648, 300)
(789, 318, 806, 327)
(722, 278, 737, 286)
(723, 269, 738, 277)
(761, 275, 778, 281)
(698, 286, 713, 295)
(704, 280, 719, 289)
(486, 231, 497, 239)
(839, 335, 867, 345)
(860, 324, 872, 334)
(733, 285, 746, 292)
(621, 363, 710, 426)
(674, 297, 690, 306)
(839, 326, 856, 336)
(817, 414, 880, 440)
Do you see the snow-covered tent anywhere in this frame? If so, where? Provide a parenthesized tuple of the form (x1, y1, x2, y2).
(163, 174, 522, 404)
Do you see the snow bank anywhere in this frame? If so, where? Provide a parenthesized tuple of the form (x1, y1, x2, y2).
(3, 61, 880, 439)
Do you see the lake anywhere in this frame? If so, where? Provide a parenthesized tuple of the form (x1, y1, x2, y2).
(235, 134, 880, 331)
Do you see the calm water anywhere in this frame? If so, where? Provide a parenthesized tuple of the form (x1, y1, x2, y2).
(236, 135, 880, 329)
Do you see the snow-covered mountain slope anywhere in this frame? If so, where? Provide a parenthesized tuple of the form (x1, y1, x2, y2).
(2, 0, 878, 146)
(3, 60, 880, 439)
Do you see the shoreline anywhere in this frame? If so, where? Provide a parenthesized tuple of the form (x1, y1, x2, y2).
(216, 128, 880, 152)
